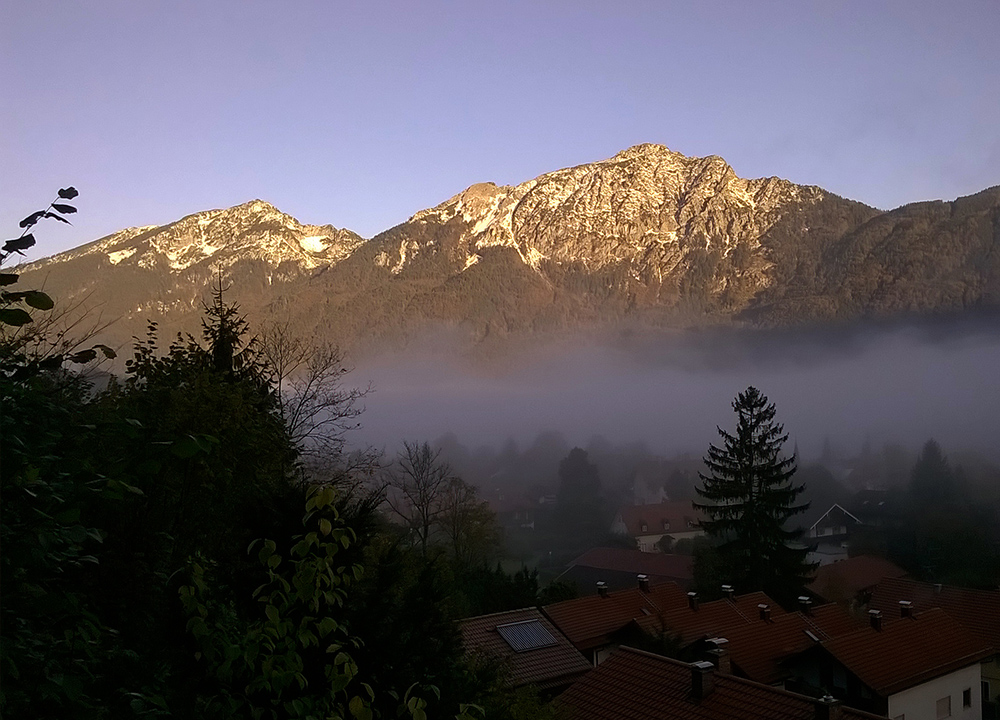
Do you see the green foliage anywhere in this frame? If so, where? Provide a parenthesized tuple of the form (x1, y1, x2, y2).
(537, 580, 578, 605)
(693, 387, 814, 603)
(454, 564, 539, 617)
(0, 369, 114, 718)
(877, 440, 1000, 588)
(178, 486, 374, 719)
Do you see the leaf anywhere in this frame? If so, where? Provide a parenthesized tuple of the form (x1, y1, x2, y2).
(3, 235, 35, 254)
(51, 204, 77, 214)
(67, 349, 97, 364)
(319, 518, 332, 536)
(0, 273, 18, 285)
(0, 308, 32, 326)
(24, 291, 54, 310)
(58, 187, 79, 200)
(171, 435, 202, 458)
(44, 212, 71, 224)
(19, 211, 45, 228)
(94, 344, 117, 359)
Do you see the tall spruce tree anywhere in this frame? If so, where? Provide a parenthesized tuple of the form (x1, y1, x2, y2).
(693, 386, 814, 603)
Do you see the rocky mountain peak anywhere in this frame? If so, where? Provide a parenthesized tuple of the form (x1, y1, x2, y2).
(14, 145, 997, 360)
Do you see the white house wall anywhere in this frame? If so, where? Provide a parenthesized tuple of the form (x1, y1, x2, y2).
(888, 664, 980, 720)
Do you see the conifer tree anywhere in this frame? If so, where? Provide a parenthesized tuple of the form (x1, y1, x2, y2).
(693, 386, 814, 602)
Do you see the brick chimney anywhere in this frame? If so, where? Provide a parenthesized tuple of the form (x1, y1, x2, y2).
(815, 695, 843, 720)
(706, 637, 730, 674)
(758, 603, 771, 621)
(687, 591, 699, 611)
(637, 574, 650, 593)
(798, 596, 813, 615)
(597, 581, 609, 598)
(691, 661, 715, 699)
(868, 609, 883, 631)
(721, 584, 735, 601)
(899, 600, 913, 618)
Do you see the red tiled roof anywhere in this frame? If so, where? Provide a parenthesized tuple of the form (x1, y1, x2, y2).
(459, 607, 592, 690)
(807, 555, 907, 602)
(542, 583, 689, 651)
(568, 547, 694, 580)
(717, 604, 863, 684)
(818, 608, 994, 696)
(554, 647, 887, 720)
(615, 501, 705, 537)
(868, 576, 1000, 649)
(644, 591, 785, 645)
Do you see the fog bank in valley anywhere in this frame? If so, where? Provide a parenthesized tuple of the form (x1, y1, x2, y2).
(350, 320, 1000, 461)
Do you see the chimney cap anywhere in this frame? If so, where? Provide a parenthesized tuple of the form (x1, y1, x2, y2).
(637, 574, 648, 580)
(899, 600, 912, 607)
(692, 660, 715, 670)
(687, 591, 698, 598)
(706, 637, 729, 648)
(757, 603, 769, 610)
(798, 595, 812, 603)
(721, 584, 733, 591)
(868, 609, 882, 616)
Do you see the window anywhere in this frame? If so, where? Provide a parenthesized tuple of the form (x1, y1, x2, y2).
(963, 688, 971, 708)
(662, 521, 670, 530)
(640, 523, 648, 532)
(936, 695, 951, 719)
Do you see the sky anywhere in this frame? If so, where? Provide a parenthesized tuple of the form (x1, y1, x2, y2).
(3, 0, 999, 258)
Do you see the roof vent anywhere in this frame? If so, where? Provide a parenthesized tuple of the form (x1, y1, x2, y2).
(868, 609, 883, 631)
(758, 603, 771, 621)
(687, 591, 699, 611)
(597, 581, 609, 598)
(706, 637, 730, 674)
(637, 574, 650, 593)
(690, 661, 715, 699)
(899, 600, 913, 618)
(815, 694, 843, 720)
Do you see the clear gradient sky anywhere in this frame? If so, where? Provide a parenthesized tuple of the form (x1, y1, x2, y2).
(4, 0, 999, 258)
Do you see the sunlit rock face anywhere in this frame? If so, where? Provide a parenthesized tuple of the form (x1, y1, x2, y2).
(16, 145, 1000, 358)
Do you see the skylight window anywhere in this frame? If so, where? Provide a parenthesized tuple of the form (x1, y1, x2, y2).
(496, 619, 557, 652)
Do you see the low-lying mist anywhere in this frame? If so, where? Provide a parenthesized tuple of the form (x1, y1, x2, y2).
(349, 317, 1000, 462)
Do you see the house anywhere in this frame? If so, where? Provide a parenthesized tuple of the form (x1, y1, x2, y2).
(610, 501, 705, 552)
(868, 577, 1000, 716)
(554, 547, 694, 592)
(805, 503, 863, 565)
(787, 608, 993, 719)
(542, 579, 782, 665)
(806, 555, 908, 605)
(458, 607, 591, 693)
(554, 646, 888, 720)
(703, 601, 863, 687)
(849, 489, 897, 529)
(633, 589, 786, 648)
(541, 579, 689, 665)
(485, 490, 536, 531)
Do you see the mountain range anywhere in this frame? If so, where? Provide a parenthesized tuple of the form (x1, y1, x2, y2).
(17, 144, 1000, 360)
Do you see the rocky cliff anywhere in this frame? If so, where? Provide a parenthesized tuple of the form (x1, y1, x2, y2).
(15, 145, 1000, 357)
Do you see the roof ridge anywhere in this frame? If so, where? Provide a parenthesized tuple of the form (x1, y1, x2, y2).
(800, 612, 831, 640)
(457, 606, 541, 623)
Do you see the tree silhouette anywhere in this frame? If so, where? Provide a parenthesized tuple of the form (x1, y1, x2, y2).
(693, 387, 813, 602)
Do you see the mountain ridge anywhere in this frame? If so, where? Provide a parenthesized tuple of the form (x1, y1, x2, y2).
(15, 145, 1000, 359)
